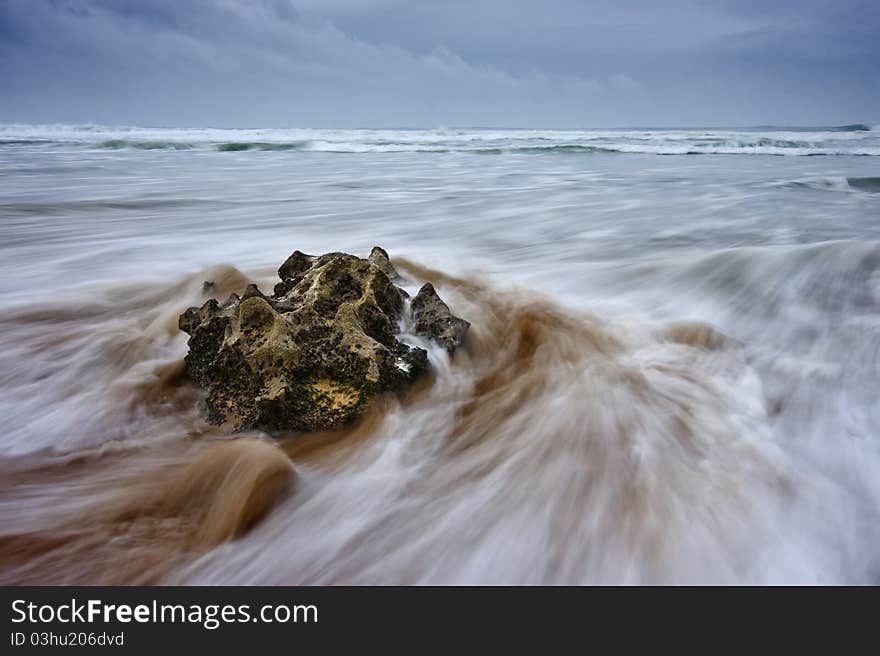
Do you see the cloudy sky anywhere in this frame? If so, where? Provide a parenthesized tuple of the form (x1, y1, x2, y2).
(0, 0, 877, 127)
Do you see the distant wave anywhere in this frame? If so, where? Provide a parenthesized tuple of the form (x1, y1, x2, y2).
(831, 124, 873, 132)
(99, 139, 194, 150)
(41, 140, 880, 156)
(30, 140, 880, 156)
(0, 124, 876, 156)
(472, 144, 619, 154)
(0, 139, 52, 146)
(485, 142, 878, 156)
(847, 176, 880, 192)
(750, 124, 874, 132)
(736, 138, 812, 148)
(96, 139, 312, 152)
(215, 141, 310, 152)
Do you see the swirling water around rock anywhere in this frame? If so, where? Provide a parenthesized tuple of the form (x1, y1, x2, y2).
(0, 125, 879, 584)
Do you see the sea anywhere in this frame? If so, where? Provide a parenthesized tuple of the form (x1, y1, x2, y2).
(1, 123, 879, 583)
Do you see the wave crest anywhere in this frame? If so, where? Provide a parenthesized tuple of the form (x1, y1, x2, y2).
(215, 141, 310, 152)
(99, 139, 194, 150)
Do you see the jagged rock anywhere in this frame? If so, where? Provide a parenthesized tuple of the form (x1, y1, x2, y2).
(411, 283, 470, 354)
(179, 248, 467, 432)
(273, 250, 313, 297)
(368, 246, 398, 279)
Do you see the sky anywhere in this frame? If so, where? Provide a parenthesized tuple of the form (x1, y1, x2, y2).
(0, 0, 877, 128)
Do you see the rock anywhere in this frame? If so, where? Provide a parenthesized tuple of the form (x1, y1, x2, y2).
(179, 247, 466, 432)
(411, 283, 470, 354)
(273, 250, 313, 297)
(368, 246, 398, 279)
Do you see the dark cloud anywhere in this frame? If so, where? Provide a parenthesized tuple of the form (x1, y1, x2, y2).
(0, 0, 876, 126)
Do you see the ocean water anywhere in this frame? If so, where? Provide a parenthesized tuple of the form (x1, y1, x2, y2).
(0, 124, 879, 584)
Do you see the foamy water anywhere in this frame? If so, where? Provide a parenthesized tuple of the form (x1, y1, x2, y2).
(2, 122, 880, 156)
(1, 124, 879, 584)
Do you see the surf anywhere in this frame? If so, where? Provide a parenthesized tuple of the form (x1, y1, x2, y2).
(0, 246, 877, 583)
(1, 124, 879, 584)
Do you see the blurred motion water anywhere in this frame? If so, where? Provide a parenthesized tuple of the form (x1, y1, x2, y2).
(0, 124, 878, 584)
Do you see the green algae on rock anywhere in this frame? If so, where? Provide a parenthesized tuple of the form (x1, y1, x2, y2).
(179, 247, 468, 432)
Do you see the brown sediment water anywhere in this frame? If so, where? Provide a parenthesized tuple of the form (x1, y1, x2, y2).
(0, 439, 292, 584)
(0, 258, 825, 584)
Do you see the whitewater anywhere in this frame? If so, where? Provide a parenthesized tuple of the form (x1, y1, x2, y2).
(0, 124, 878, 584)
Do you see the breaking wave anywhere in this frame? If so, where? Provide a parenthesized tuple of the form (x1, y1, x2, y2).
(0, 123, 876, 156)
(95, 139, 310, 152)
(215, 141, 310, 152)
(99, 139, 194, 150)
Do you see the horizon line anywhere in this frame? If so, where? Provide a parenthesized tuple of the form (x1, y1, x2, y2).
(0, 121, 876, 132)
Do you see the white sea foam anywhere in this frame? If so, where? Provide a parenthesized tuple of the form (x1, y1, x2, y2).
(1, 123, 878, 155)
